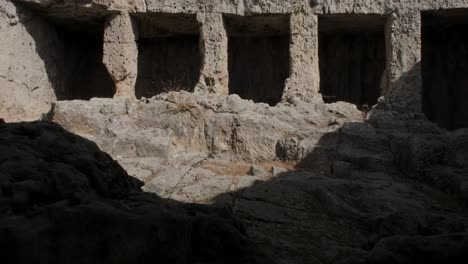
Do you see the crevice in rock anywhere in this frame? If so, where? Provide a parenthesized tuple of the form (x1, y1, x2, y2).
(167, 156, 209, 200)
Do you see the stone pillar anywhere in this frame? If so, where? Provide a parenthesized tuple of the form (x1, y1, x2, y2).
(103, 12, 138, 99)
(282, 11, 320, 103)
(384, 10, 422, 112)
(195, 13, 229, 95)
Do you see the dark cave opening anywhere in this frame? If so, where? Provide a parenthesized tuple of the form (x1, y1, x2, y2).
(32, 14, 118, 101)
(224, 15, 291, 106)
(50, 18, 116, 101)
(134, 14, 201, 99)
(422, 9, 468, 130)
(319, 14, 387, 108)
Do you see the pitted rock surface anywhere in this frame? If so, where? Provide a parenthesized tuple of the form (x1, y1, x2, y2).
(2, 0, 468, 263)
(0, 121, 270, 264)
(50, 93, 468, 264)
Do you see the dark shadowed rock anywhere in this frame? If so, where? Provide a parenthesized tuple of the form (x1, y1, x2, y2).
(342, 234, 468, 264)
(0, 121, 270, 264)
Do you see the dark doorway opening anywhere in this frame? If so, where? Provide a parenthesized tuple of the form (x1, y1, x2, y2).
(319, 14, 387, 109)
(134, 14, 201, 99)
(422, 9, 468, 130)
(224, 15, 290, 106)
(49, 17, 116, 100)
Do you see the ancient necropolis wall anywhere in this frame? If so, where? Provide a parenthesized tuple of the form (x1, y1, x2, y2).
(2, 0, 468, 130)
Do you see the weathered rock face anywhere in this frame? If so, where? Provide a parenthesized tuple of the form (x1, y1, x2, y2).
(0, 121, 270, 264)
(49, 92, 468, 263)
(2, 0, 468, 263)
(0, 122, 140, 211)
(49, 91, 468, 202)
(51, 92, 363, 172)
(3, 96, 468, 264)
(0, 1, 57, 122)
(2, 0, 468, 124)
(343, 234, 468, 264)
(103, 13, 138, 99)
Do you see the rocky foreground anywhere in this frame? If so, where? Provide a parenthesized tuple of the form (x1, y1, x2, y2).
(2, 93, 468, 263)
(0, 121, 269, 264)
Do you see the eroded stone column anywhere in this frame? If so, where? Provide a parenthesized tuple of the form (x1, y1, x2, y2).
(384, 10, 422, 112)
(195, 13, 229, 95)
(103, 12, 138, 99)
(282, 11, 320, 103)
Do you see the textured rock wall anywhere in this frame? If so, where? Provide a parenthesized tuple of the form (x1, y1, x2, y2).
(0, 1, 57, 122)
(103, 13, 138, 99)
(3, 2, 468, 262)
(383, 11, 422, 112)
(49, 92, 468, 264)
(195, 13, 229, 95)
(283, 12, 320, 102)
(0, 121, 269, 264)
(3, 0, 468, 121)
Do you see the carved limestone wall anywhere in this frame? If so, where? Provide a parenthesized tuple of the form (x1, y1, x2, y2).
(2, 0, 468, 128)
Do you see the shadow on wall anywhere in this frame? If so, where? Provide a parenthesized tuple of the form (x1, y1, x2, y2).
(18, 5, 115, 101)
(383, 30, 468, 131)
(375, 62, 422, 114)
